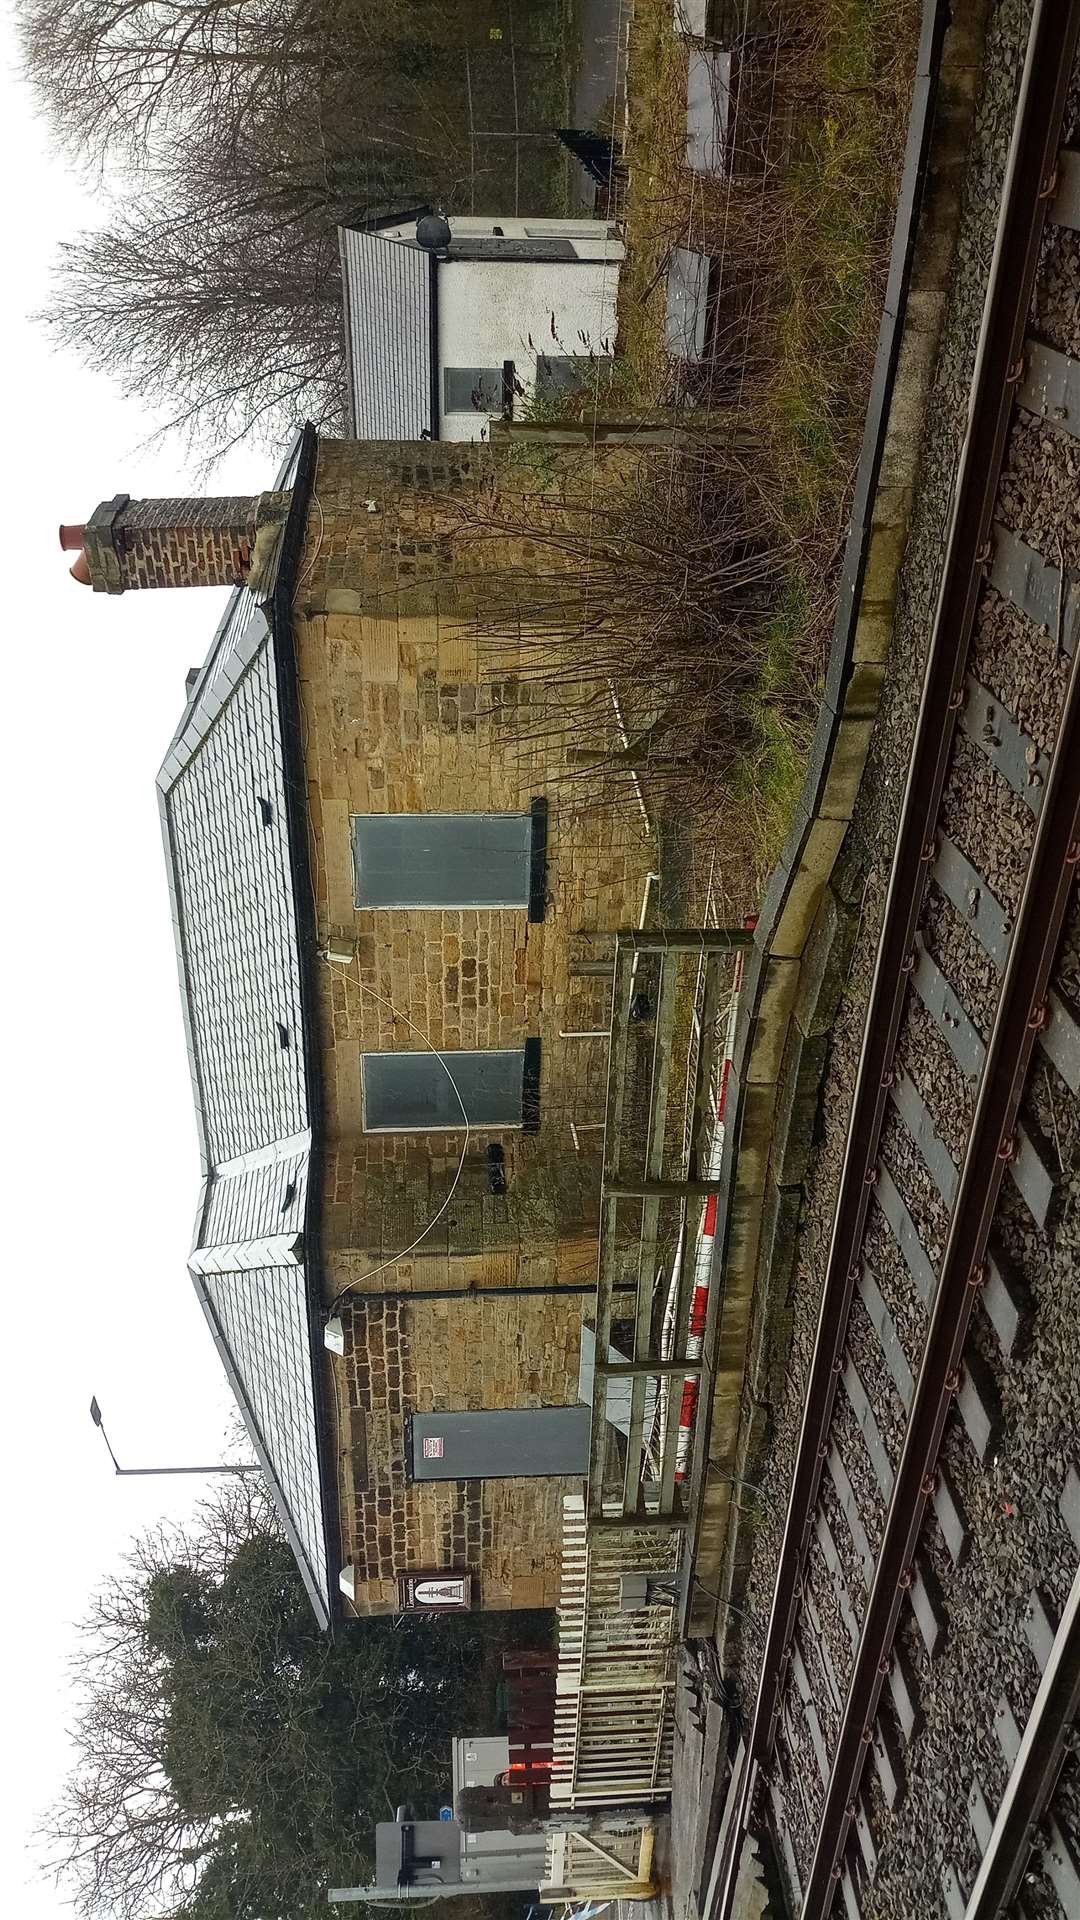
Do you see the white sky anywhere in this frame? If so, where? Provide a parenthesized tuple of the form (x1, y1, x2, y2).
(0, 27, 279, 1913)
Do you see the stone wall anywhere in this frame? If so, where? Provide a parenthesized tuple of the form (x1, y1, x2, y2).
(334, 1289, 590, 1612)
(295, 436, 658, 1611)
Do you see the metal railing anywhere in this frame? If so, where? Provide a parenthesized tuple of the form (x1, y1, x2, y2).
(586, 928, 753, 1525)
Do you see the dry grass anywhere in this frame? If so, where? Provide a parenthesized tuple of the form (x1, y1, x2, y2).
(610, 0, 919, 875)
(616, 0, 691, 395)
(448, 2, 919, 909)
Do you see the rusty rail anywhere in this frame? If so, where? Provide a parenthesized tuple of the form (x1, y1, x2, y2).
(708, 3, 1080, 1913)
(803, 580, 1080, 1912)
(961, 1559, 1080, 1918)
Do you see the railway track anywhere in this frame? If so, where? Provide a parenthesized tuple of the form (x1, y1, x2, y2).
(707, 6, 1080, 1917)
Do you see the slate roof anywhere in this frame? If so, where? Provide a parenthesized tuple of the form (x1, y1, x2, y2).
(339, 226, 435, 439)
(157, 428, 335, 1627)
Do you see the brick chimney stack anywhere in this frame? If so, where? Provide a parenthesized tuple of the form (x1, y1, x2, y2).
(61, 491, 289, 593)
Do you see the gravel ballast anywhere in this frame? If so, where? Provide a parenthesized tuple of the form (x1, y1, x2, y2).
(723, 5, 1080, 1914)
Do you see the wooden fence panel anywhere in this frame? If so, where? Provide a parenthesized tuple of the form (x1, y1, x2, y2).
(503, 1651, 557, 1784)
(543, 1825, 656, 1900)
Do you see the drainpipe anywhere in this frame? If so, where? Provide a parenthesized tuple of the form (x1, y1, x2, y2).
(344, 1276, 633, 1307)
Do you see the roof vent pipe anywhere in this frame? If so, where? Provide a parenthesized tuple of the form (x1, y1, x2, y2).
(415, 212, 452, 252)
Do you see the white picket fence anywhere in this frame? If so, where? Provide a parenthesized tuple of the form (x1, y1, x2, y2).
(549, 1494, 680, 1810)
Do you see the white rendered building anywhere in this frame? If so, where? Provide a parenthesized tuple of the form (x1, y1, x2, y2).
(339, 213, 624, 441)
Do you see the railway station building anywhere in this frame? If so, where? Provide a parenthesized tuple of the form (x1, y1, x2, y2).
(61, 428, 668, 1627)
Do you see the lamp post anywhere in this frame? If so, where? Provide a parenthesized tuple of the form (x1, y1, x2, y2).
(89, 1397, 262, 1477)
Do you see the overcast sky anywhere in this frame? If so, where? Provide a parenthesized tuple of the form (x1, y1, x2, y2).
(0, 26, 280, 1913)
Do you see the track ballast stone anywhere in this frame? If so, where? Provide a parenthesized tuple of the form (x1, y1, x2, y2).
(724, 4, 1080, 1913)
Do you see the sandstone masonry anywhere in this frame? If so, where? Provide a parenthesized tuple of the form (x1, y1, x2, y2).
(80, 432, 661, 1617)
(297, 439, 656, 1611)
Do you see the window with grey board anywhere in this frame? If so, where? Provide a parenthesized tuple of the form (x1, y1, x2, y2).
(362, 1047, 526, 1132)
(352, 812, 532, 909)
(535, 354, 614, 398)
(410, 1407, 592, 1479)
(444, 367, 503, 414)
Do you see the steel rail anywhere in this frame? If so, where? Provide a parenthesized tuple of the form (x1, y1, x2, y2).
(799, 5, 1080, 1904)
(962, 1558, 1080, 1918)
(801, 557, 1080, 1915)
(707, 4, 1080, 1914)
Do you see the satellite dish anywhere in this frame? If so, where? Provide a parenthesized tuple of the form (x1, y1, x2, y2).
(416, 213, 452, 252)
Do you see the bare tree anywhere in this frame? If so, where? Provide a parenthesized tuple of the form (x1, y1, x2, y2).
(23, 0, 343, 166)
(43, 1477, 280, 1920)
(41, 1476, 544, 1920)
(20, 0, 497, 456)
(20, 0, 473, 170)
(44, 192, 350, 458)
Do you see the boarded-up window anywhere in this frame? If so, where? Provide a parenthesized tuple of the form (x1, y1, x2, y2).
(362, 1047, 526, 1132)
(409, 1406, 592, 1479)
(535, 354, 614, 397)
(352, 812, 533, 909)
(443, 366, 504, 413)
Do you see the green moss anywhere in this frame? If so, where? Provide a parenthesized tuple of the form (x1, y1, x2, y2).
(733, 577, 819, 867)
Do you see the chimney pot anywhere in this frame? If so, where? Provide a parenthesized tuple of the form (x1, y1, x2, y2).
(64, 491, 290, 592)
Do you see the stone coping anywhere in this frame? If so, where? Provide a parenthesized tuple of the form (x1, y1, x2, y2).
(678, 0, 990, 1645)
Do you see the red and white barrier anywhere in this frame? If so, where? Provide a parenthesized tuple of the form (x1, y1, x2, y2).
(673, 935, 750, 1479)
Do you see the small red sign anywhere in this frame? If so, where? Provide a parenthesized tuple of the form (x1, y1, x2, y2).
(423, 1435, 444, 1459)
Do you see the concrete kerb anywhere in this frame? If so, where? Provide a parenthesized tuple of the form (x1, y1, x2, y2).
(677, 0, 990, 1650)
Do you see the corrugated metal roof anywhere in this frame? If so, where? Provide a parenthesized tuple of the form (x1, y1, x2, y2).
(339, 227, 434, 439)
(157, 435, 334, 1629)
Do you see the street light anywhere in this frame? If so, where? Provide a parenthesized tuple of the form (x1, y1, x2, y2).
(89, 1397, 262, 1477)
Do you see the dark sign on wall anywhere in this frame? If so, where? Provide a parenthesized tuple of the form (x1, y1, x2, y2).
(398, 1570, 474, 1612)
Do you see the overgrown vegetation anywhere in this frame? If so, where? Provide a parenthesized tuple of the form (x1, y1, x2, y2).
(615, 0, 689, 398)
(604, 0, 917, 877)
(763, 0, 910, 537)
(24, 0, 918, 871)
(42, 1477, 550, 1920)
(464, 430, 797, 846)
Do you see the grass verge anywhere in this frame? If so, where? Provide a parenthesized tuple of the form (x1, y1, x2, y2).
(614, 0, 918, 877)
(615, 0, 689, 394)
(766, 0, 913, 541)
